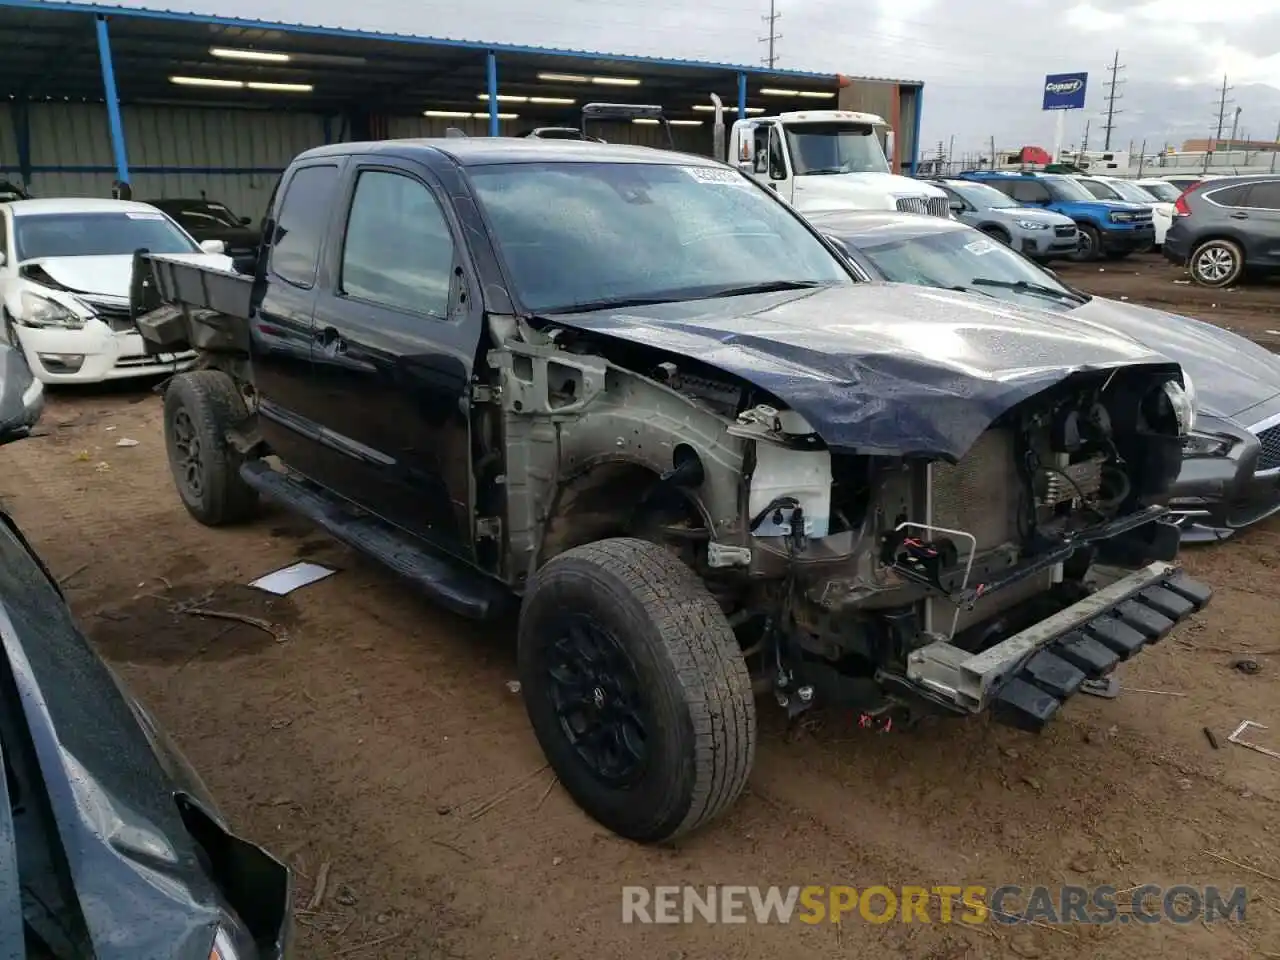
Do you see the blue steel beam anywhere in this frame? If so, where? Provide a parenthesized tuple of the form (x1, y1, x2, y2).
(909, 83, 924, 176)
(737, 72, 747, 120)
(486, 51, 498, 137)
(93, 14, 129, 183)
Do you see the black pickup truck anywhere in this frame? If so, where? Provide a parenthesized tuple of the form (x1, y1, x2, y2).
(130, 137, 1210, 844)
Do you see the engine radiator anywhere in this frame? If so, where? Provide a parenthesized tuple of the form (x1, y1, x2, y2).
(925, 428, 1054, 635)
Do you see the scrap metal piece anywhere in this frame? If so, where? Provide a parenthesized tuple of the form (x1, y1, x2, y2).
(1227, 720, 1280, 761)
(1080, 677, 1121, 699)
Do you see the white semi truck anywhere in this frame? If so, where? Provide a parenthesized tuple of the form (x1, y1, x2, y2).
(708, 94, 949, 217)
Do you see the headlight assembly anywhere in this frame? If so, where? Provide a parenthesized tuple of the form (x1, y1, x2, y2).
(1015, 219, 1049, 230)
(1161, 378, 1196, 436)
(18, 290, 87, 330)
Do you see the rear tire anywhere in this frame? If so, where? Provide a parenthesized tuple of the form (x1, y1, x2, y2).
(162, 370, 258, 526)
(1070, 224, 1102, 262)
(518, 537, 756, 843)
(1189, 238, 1245, 288)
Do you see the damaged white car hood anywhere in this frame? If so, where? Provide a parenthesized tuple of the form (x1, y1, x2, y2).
(20, 252, 234, 299)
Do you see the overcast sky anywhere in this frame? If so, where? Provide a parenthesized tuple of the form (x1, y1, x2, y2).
(107, 0, 1280, 151)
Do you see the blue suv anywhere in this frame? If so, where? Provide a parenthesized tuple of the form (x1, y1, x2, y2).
(957, 171, 1154, 262)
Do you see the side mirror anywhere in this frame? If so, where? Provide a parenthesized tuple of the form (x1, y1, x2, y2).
(885, 130, 896, 164)
(200, 239, 227, 255)
(239, 216, 252, 227)
(0, 345, 43, 445)
(948, 199, 965, 214)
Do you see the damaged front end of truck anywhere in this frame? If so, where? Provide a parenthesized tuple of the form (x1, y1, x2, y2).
(488, 289, 1213, 733)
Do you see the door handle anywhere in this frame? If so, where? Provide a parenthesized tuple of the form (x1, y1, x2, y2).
(1229, 211, 1249, 220)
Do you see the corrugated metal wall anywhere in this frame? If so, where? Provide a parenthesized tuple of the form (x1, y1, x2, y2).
(1, 103, 719, 220)
(1, 103, 324, 216)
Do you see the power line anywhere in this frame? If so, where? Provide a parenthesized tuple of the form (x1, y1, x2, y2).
(759, 0, 782, 68)
(1101, 48, 1125, 150)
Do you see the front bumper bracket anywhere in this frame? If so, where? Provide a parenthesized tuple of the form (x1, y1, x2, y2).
(904, 562, 1212, 730)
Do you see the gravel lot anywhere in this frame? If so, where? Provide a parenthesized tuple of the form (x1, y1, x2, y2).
(5, 252, 1278, 960)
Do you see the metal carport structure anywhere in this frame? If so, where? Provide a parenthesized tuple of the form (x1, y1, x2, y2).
(0, 0, 925, 214)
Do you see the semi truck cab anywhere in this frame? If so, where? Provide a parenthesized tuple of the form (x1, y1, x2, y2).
(726, 110, 949, 217)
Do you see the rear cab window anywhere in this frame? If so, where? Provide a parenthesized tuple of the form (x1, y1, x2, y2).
(269, 163, 341, 288)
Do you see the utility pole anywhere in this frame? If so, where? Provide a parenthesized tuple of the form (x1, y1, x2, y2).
(758, 0, 782, 68)
(1228, 105, 1242, 150)
(990, 134, 996, 169)
(1206, 75, 1234, 173)
(1079, 118, 1091, 163)
(1101, 49, 1125, 150)
(1271, 119, 1279, 174)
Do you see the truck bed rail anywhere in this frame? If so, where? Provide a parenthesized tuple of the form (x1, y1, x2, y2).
(129, 252, 254, 357)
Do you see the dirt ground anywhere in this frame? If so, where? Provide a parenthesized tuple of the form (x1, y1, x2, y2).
(5, 252, 1279, 960)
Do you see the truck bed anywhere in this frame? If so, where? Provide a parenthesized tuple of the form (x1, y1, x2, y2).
(130, 252, 255, 356)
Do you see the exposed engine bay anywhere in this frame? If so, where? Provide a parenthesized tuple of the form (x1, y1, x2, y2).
(487, 323, 1201, 729)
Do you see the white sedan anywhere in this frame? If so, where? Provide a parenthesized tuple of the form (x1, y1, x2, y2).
(0, 198, 234, 384)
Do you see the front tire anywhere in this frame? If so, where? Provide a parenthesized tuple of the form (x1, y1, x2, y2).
(1071, 224, 1102, 262)
(518, 537, 756, 843)
(981, 226, 1011, 246)
(163, 370, 258, 526)
(1189, 238, 1245, 288)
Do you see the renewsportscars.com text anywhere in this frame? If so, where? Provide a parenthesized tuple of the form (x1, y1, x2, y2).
(621, 884, 1247, 925)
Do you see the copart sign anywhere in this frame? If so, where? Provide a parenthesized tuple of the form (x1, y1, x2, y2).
(1042, 72, 1088, 110)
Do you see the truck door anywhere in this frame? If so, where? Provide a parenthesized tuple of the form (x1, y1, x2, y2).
(743, 122, 791, 201)
(306, 159, 479, 557)
(252, 160, 344, 480)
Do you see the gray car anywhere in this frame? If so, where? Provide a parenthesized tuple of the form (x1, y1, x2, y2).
(926, 177, 1079, 261)
(814, 208, 1280, 543)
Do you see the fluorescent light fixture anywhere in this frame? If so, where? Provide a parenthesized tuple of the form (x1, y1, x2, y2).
(247, 81, 313, 93)
(476, 112, 518, 119)
(170, 76, 245, 88)
(668, 120, 703, 126)
(760, 87, 835, 99)
(693, 104, 765, 114)
(210, 46, 290, 63)
(538, 72, 640, 86)
(425, 109, 472, 118)
(632, 118, 659, 125)
(529, 96, 576, 105)
(477, 93, 528, 103)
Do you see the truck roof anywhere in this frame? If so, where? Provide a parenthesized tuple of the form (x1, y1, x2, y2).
(295, 138, 717, 168)
(775, 110, 885, 125)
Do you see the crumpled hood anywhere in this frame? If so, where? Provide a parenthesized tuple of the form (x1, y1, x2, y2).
(793, 172, 945, 214)
(548, 281, 1179, 461)
(1072, 296, 1280, 419)
(20, 253, 233, 299)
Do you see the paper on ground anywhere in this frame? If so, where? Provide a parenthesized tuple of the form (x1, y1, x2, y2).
(249, 561, 337, 596)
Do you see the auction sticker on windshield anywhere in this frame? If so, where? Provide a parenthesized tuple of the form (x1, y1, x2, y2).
(964, 238, 999, 256)
(682, 166, 750, 186)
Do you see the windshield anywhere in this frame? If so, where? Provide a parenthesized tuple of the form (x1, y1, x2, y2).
(1137, 181, 1181, 202)
(852, 228, 1079, 307)
(1104, 179, 1157, 203)
(467, 161, 851, 312)
(783, 123, 891, 175)
(1041, 176, 1097, 203)
(159, 201, 245, 229)
(948, 181, 1018, 209)
(13, 212, 198, 260)
(1078, 179, 1121, 201)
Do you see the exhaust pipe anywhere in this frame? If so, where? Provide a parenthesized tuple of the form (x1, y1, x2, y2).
(710, 93, 725, 163)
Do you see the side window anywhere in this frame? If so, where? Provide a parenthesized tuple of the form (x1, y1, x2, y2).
(1078, 180, 1110, 200)
(752, 126, 770, 175)
(1246, 180, 1280, 210)
(270, 164, 340, 288)
(340, 170, 455, 319)
(768, 126, 788, 181)
(1010, 181, 1050, 204)
(1206, 184, 1252, 208)
(985, 180, 1016, 199)
(0, 213, 8, 263)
